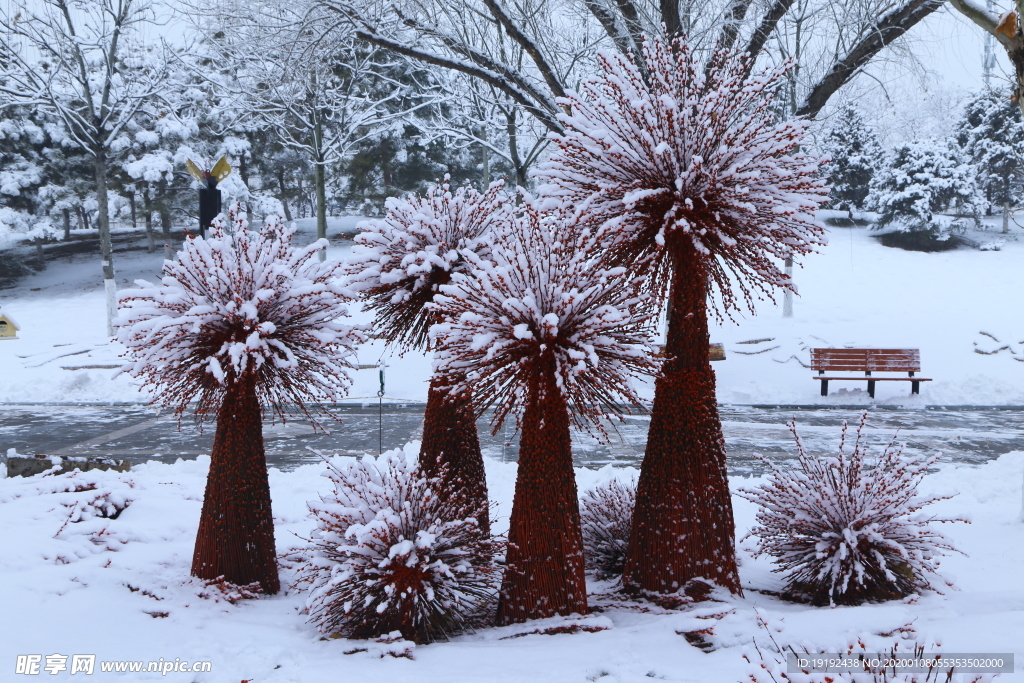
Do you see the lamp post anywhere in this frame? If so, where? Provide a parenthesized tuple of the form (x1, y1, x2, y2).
(186, 156, 232, 238)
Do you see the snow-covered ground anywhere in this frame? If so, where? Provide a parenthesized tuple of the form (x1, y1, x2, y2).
(2, 216, 1024, 681)
(0, 444, 1020, 682)
(2, 213, 1024, 406)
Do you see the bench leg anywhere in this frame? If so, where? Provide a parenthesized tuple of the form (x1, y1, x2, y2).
(912, 380, 920, 395)
(820, 379, 828, 397)
(867, 380, 876, 399)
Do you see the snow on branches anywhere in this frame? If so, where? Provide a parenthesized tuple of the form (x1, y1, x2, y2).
(302, 447, 500, 643)
(537, 33, 828, 315)
(116, 203, 365, 422)
(739, 415, 963, 606)
(347, 176, 514, 351)
(429, 201, 657, 434)
(580, 477, 636, 579)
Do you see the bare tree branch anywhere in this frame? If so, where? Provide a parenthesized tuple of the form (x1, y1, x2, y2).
(796, 0, 944, 119)
(481, 0, 568, 108)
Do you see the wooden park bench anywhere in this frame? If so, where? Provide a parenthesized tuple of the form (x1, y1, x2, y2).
(810, 348, 931, 398)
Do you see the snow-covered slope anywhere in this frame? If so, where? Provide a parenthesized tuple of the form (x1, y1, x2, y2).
(1, 215, 1023, 406)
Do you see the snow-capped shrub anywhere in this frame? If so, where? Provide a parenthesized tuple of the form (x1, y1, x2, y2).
(302, 448, 500, 644)
(580, 477, 636, 579)
(346, 175, 513, 350)
(116, 203, 364, 423)
(739, 416, 963, 606)
(429, 199, 657, 433)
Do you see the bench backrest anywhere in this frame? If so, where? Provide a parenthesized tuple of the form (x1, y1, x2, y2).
(810, 348, 920, 373)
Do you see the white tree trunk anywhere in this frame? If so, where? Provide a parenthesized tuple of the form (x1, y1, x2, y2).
(783, 257, 794, 318)
(105, 276, 118, 337)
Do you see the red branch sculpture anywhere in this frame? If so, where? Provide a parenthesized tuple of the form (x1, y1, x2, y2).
(347, 177, 513, 531)
(116, 206, 364, 593)
(430, 201, 657, 624)
(538, 35, 828, 597)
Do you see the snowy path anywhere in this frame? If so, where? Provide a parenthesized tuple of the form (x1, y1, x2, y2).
(3, 403, 1023, 475)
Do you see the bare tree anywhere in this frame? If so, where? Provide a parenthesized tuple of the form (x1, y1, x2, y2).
(0, 0, 169, 334)
(188, 3, 438, 259)
(323, 0, 946, 154)
(947, 0, 1024, 116)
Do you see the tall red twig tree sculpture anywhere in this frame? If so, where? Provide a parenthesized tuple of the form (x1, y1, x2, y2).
(430, 201, 657, 624)
(538, 35, 828, 597)
(117, 205, 364, 593)
(348, 177, 513, 531)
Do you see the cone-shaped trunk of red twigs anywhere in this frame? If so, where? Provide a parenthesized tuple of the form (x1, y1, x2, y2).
(622, 239, 742, 597)
(497, 356, 588, 625)
(191, 375, 280, 594)
(419, 379, 490, 533)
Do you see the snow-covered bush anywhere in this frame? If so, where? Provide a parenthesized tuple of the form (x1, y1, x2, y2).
(535, 32, 828, 598)
(346, 175, 513, 350)
(739, 416, 962, 606)
(580, 477, 636, 579)
(430, 202, 656, 624)
(868, 139, 985, 247)
(303, 448, 500, 643)
(430, 200, 657, 433)
(116, 203, 364, 424)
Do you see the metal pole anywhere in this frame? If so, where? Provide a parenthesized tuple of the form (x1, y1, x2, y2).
(377, 366, 385, 455)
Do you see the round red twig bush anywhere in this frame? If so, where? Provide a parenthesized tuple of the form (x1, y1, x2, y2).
(580, 477, 636, 579)
(739, 415, 963, 606)
(303, 449, 501, 643)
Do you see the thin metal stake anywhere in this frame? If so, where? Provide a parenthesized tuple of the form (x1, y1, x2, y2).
(377, 366, 385, 455)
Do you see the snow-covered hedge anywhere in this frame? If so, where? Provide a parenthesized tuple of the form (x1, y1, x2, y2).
(301, 446, 501, 643)
(580, 477, 635, 579)
(739, 416, 963, 606)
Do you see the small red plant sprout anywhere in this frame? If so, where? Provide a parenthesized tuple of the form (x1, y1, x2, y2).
(739, 415, 965, 606)
(580, 477, 636, 580)
(430, 200, 657, 625)
(538, 32, 829, 597)
(347, 177, 514, 531)
(116, 204, 365, 593)
(302, 449, 500, 643)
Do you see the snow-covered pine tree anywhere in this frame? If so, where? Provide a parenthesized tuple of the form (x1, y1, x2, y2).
(538, 33, 827, 598)
(956, 89, 1024, 233)
(868, 138, 986, 249)
(821, 105, 883, 218)
(347, 177, 514, 532)
(116, 204, 364, 593)
(430, 200, 657, 624)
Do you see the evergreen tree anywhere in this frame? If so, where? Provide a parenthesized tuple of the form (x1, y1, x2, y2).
(868, 139, 986, 245)
(821, 105, 883, 217)
(956, 89, 1024, 233)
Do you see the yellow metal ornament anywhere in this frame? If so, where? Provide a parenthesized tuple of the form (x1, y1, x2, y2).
(185, 156, 232, 182)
